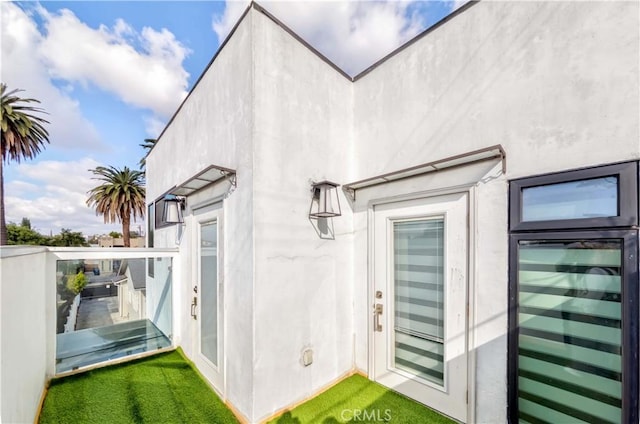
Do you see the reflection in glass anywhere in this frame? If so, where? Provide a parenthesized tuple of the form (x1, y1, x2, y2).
(517, 240, 622, 423)
(200, 221, 218, 366)
(55, 257, 172, 373)
(522, 177, 618, 222)
(393, 218, 444, 386)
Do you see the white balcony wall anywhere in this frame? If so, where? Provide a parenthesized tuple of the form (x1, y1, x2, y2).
(146, 7, 256, 420)
(0, 247, 178, 423)
(0, 247, 49, 424)
(251, 10, 355, 422)
(352, 2, 639, 422)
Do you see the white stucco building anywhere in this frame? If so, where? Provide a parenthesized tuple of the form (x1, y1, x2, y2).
(143, 1, 640, 423)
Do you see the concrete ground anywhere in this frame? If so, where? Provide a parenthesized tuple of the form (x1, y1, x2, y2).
(75, 296, 128, 330)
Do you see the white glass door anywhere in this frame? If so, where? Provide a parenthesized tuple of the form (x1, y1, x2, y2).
(373, 192, 468, 422)
(194, 210, 224, 394)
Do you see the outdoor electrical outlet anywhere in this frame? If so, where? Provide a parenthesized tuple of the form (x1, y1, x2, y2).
(302, 348, 313, 366)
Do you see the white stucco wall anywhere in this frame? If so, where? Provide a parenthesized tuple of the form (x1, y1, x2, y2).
(250, 11, 355, 422)
(149, 9, 357, 421)
(354, 1, 639, 180)
(351, 2, 639, 422)
(146, 1, 638, 422)
(0, 247, 49, 424)
(146, 8, 256, 420)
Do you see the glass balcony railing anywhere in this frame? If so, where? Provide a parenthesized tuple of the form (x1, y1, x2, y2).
(1, 247, 178, 377)
(55, 255, 174, 373)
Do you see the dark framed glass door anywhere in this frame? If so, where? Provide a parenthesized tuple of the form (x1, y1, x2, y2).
(509, 231, 638, 424)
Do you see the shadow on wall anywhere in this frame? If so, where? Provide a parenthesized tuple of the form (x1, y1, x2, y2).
(309, 217, 336, 240)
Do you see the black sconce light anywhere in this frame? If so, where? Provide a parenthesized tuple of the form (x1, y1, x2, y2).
(162, 194, 186, 225)
(309, 181, 341, 219)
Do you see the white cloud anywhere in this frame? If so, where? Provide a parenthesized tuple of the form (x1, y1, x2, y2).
(37, 5, 191, 118)
(1, 2, 104, 151)
(143, 115, 167, 139)
(1, 2, 185, 236)
(5, 158, 139, 237)
(452, 0, 469, 11)
(212, 1, 249, 41)
(5, 180, 39, 194)
(212, 1, 427, 76)
(113, 18, 135, 39)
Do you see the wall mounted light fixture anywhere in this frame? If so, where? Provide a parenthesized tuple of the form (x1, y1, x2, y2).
(162, 194, 186, 225)
(309, 181, 341, 219)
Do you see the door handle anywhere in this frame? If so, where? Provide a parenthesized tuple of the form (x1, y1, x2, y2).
(374, 304, 383, 332)
(191, 296, 197, 320)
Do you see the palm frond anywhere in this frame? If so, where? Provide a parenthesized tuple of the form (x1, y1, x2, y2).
(138, 138, 157, 170)
(1, 83, 50, 163)
(86, 166, 146, 224)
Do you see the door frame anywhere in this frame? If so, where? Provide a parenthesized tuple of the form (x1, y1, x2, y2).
(192, 204, 225, 397)
(366, 184, 477, 423)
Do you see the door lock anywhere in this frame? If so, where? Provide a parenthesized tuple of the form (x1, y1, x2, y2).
(374, 303, 383, 332)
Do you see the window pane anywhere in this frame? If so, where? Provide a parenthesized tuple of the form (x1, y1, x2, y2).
(154, 199, 164, 228)
(517, 240, 622, 424)
(148, 204, 154, 277)
(393, 218, 444, 386)
(522, 177, 618, 222)
(200, 221, 218, 366)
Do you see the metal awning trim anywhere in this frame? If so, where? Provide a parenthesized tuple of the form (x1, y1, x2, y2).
(343, 145, 506, 201)
(168, 164, 237, 197)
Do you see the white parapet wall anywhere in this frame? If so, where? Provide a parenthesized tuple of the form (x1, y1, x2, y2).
(0, 246, 49, 424)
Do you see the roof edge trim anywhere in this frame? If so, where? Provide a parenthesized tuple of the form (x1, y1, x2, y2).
(151, 1, 481, 155)
(152, 2, 255, 150)
(353, 1, 480, 82)
(252, 2, 353, 81)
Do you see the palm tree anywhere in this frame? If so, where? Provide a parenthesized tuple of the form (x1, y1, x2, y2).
(138, 138, 157, 170)
(0, 83, 50, 245)
(86, 166, 145, 247)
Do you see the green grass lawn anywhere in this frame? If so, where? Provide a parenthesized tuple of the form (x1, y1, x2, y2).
(269, 374, 456, 424)
(39, 350, 238, 424)
(40, 351, 455, 424)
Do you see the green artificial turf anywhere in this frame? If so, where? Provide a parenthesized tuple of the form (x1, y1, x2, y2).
(269, 374, 456, 424)
(39, 350, 238, 424)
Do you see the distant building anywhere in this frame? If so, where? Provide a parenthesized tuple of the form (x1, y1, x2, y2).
(114, 259, 146, 321)
(97, 236, 145, 248)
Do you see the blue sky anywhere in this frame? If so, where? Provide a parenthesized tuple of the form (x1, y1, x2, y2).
(1, 0, 460, 237)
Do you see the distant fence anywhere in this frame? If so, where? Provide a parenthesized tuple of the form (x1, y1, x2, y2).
(81, 284, 118, 299)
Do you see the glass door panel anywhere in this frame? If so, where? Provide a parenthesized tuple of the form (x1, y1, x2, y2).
(393, 218, 444, 386)
(200, 221, 218, 366)
(517, 239, 622, 424)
